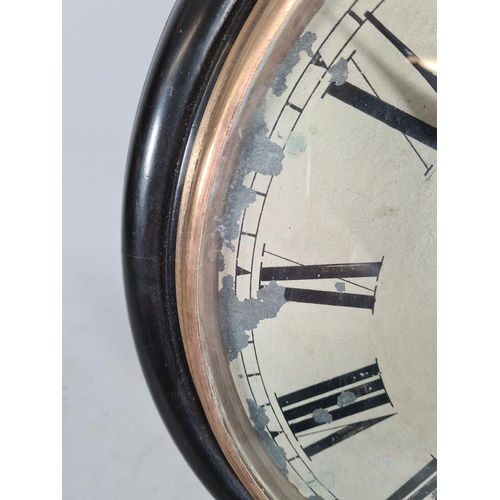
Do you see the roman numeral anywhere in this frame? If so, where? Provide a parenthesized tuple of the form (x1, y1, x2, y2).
(260, 261, 382, 311)
(277, 361, 394, 458)
(386, 457, 437, 500)
(323, 82, 437, 150)
(302, 414, 393, 458)
(260, 262, 382, 281)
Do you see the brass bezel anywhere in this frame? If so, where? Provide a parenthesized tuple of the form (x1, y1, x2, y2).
(175, 1, 323, 498)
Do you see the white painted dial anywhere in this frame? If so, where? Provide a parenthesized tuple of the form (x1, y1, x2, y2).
(215, 0, 437, 498)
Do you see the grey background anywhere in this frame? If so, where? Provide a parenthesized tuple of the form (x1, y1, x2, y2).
(63, 1, 211, 498)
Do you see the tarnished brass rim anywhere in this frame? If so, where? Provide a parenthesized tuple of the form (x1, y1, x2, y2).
(175, 0, 322, 498)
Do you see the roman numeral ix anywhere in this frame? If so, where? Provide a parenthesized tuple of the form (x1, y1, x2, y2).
(277, 361, 394, 458)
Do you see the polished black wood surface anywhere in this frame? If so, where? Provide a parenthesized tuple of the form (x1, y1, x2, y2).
(122, 1, 256, 498)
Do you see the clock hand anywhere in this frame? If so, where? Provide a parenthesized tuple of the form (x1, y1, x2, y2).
(323, 81, 437, 150)
(364, 11, 437, 92)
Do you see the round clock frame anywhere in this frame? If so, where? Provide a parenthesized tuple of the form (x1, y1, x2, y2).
(122, 1, 257, 498)
(123, 1, 436, 498)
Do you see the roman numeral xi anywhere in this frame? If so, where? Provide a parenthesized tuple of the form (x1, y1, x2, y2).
(277, 361, 394, 458)
(260, 260, 382, 311)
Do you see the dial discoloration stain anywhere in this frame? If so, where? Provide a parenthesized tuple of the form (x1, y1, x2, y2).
(219, 275, 286, 361)
(375, 205, 399, 218)
(327, 57, 349, 86)
(285, 131, 307, 157)
(219, 252, 225, 272)
(237, 109, 284, 178)
(337, 390, 356, 408)
(220, 109, 284, 250)
(271, 31, 317, 97)
(246, 399, 288, 477)
(220, 184, 257, 251)
(312, 408, 333, 424)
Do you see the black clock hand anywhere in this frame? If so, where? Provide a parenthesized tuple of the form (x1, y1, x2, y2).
(323, 81, 437, 150)
(364, 11, 437, 92)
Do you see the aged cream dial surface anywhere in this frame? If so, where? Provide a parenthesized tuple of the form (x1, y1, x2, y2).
(178, 0, 436, 498)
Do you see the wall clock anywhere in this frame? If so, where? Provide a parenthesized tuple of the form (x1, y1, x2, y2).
(122, 0, 437, 498)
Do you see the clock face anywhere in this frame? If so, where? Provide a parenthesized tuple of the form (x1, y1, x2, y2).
(176, 0, 436, 498)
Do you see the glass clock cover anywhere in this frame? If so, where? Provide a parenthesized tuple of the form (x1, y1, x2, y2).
(123, 0, 436, 499)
